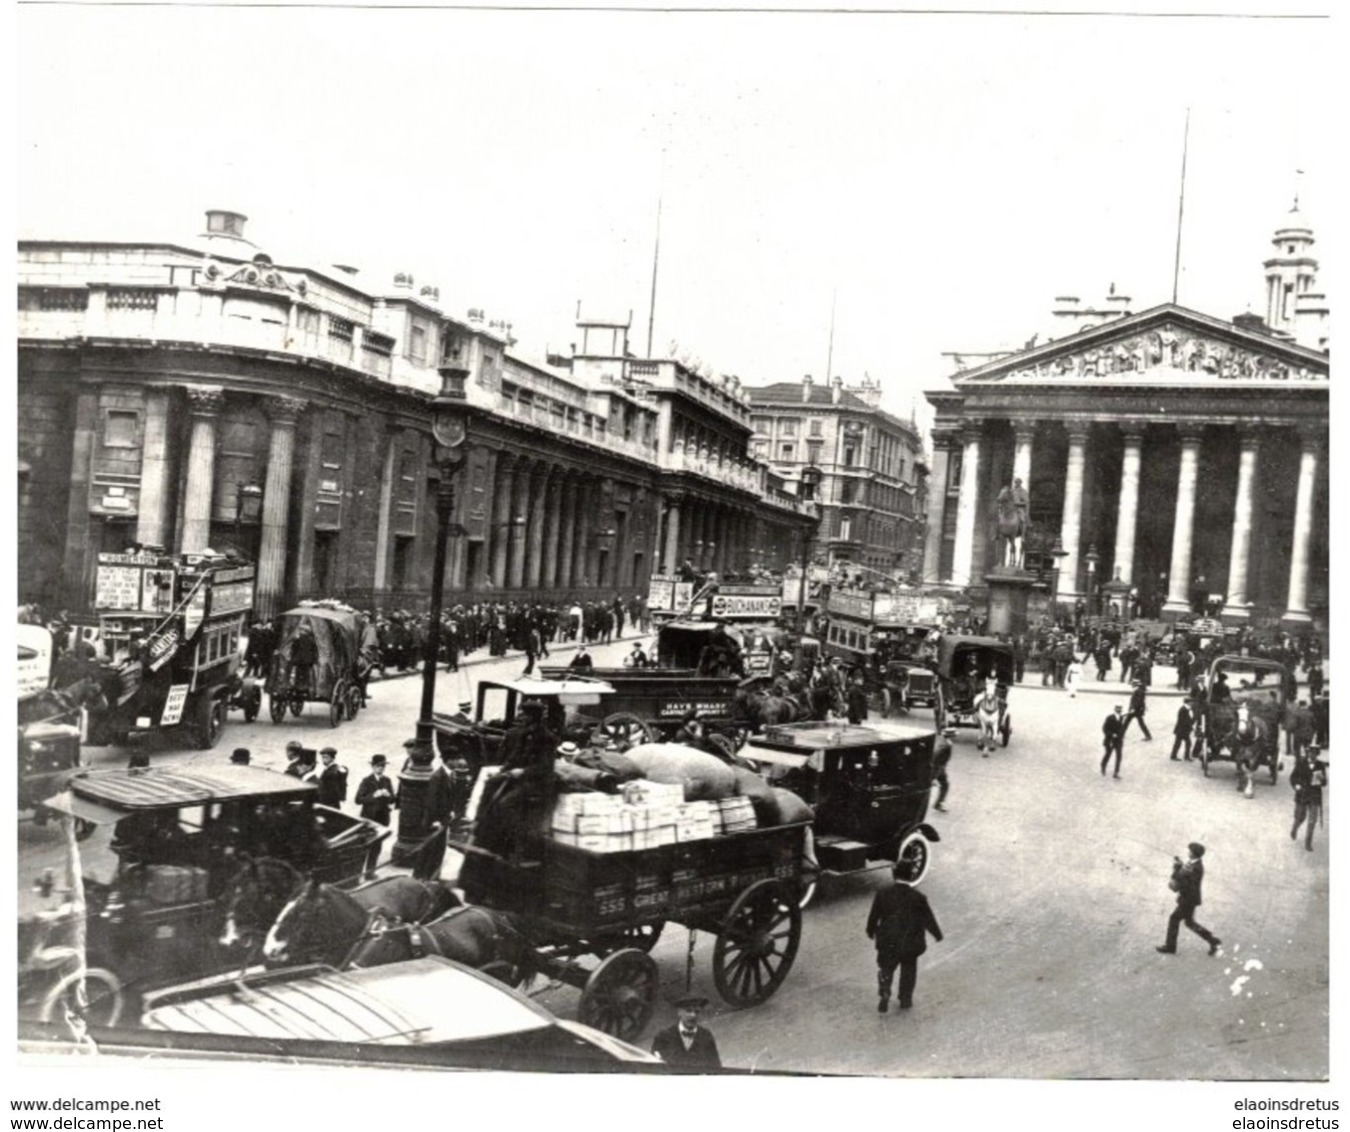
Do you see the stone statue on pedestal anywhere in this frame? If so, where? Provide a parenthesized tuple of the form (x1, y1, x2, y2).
(994, 477, 1030, 570)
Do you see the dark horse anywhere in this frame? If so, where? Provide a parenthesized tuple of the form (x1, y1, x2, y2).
(221, 857, 461, 957)
(735, 676, 814, 731)
(261, 877, 527, 980)
(346, 907, 536, 986)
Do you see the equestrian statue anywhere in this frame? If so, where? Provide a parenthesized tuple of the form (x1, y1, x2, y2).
(994, 477, 1030, 570)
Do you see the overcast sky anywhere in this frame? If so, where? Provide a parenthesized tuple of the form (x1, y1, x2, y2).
(18, 4, 1331, 432)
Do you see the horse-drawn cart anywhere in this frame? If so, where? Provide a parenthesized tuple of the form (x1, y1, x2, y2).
(933, 635, 1014, 752)
(454, 820, 806, 1041)
(1193, 656, 1290, 793)
(266, 605, 367, 728)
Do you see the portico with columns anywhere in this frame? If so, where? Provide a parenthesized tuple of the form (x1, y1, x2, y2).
(926, 303, 1328, 630)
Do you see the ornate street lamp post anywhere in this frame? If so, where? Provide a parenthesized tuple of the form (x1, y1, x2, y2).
(396, 361, 472, 861)
(1048, 536, 1070, 627)
(796, 462, 823, 634)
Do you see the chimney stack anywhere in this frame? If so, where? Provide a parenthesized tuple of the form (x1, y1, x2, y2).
(831, 375, 844, 404)
(801, 374, 814, 403)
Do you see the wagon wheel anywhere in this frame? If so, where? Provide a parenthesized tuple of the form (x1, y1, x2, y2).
(999, 712, 1012, 748)
(268, 693, 287, 724)
(578, 948, 659, 1042)
(712, 879, 802, 1008)
(193, 697, 226, 750)
(896, 830, 933, 886)
(600, 712, 653, 747)
(345, 684, 363, 720)
(329, 685, 345, 728)
(595, 921, 665, 955)
(38, 966, 126, 1029)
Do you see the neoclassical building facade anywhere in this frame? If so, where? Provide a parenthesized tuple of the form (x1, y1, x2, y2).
(17, 210, 815, 618)
(923, 207, 1329, 629)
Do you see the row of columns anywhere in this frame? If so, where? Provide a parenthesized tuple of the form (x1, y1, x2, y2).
(928, 418, 1323, 624)
(660, 494, 759, 576)
(164, 386, 303, 619)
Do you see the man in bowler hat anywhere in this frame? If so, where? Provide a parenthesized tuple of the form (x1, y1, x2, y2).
(354, 754, 396, 880)
(1157, 842, 1220, 955)
(866, 858, 943, 1013)
(651, 995, 722, 1069)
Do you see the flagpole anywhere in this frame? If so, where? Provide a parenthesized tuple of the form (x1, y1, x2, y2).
(645, 149, 665, 358)
(1171, 107, 1190, 305)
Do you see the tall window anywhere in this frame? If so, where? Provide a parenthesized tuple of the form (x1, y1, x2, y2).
(809, 419, 822, 437)
(104, 410, 138, 448)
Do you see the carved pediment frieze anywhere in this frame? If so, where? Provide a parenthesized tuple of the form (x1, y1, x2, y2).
(969, 322, 1326, 385)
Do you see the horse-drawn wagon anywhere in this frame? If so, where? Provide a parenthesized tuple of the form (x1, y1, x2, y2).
(739, 718, 942, 905)
(541, 621, 749, 747)
(265, 605, 368, 727)
(933, 635, 1014, 752)
(32, 765, 388, 1024)
(453, 816, 807, 1041)
(1193, 655, 1290, 794)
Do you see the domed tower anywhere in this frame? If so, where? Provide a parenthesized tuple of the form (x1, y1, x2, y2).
(1263, 201, 1318, 338)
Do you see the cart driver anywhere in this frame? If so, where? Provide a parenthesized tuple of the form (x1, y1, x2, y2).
(287, 623, 319, 698)
(474, 698, 560, 863)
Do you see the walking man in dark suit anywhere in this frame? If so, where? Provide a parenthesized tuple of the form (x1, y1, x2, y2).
(354, 754, 396, 880)
(866, 859, 943, 1013)
(651, 995, 722, 1070)
(1170, 699, 1195, 761)
(1101, 704, 1126, 778)
(1122, 680, 1153, 741)
(1157, 842, 1220, 955)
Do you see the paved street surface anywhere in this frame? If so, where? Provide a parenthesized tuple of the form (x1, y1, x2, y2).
(18, 640, 1328, 1080)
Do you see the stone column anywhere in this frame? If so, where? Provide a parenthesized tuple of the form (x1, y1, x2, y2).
(1055, 425, 1089, 602)
(1282, 427, 1322, 626)
(372, 424, 402, 594)
(1220, 426, 1261, 622)
(541, 475, 562, 590)
(180, 386, 225, 552)
(1161, 428, 1204, 616)
(922, 433, 954, 585)
(1111, 424, 1144, 586)
(949, 426, 982, 587)
(1011, 420, 1035, 488)
(525, 468, 549, 589)
(489, 455, 514, 588)
(507, 464, 530, 589)
(135, 389, 172, 549)
(255, 396, 306, 619)
(572, 478, 592, 587)
(555, 476, 576, 590)
(60, 388, 100, 608)
(663, 495, 682, 575)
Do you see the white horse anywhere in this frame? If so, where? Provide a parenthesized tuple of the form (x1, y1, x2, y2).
(975, 678, 1001, 755)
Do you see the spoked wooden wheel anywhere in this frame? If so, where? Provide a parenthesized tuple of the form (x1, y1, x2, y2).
(269, 693, 287, 724)
(39, 967, 126, 1029)
(713, 879, 802, 1008)
(329, 687, 344, 728)
(345, 685, 363, 720)
(289, 694, 304, 719)
(578, 948, 659, 1041)
(600, 713, 653, 747)
(1000, 712, 1012, 748)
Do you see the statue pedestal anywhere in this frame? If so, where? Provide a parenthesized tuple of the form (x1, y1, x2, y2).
(984, 568, 1038, 637)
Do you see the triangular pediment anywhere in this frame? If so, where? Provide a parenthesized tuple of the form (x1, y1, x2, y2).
(951, 304, 1328, 387)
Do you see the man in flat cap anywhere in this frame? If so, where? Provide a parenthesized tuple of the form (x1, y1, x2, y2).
(316, 746, 348, 808)
(1157, 842, 1220, 956)
(651, 996, 722, 1069)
